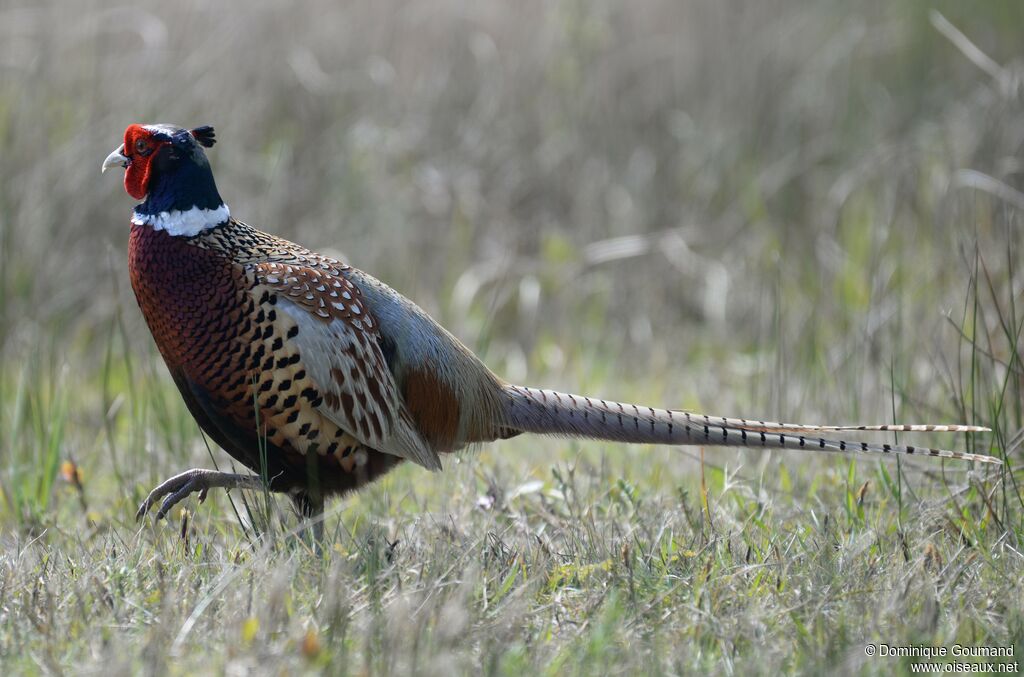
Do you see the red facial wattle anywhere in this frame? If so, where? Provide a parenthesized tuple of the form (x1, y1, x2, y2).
(122, 124, 167, 200)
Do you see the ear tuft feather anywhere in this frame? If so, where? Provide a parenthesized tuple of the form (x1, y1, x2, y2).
(191, 126, 216, 148)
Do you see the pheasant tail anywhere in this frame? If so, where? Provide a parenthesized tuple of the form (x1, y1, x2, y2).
(501, 385, 1002, 465)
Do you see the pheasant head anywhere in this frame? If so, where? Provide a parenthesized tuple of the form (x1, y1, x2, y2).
(102, 124, 228, 236)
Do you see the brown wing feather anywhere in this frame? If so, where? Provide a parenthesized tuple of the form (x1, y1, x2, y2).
(251, 261, 442, 470)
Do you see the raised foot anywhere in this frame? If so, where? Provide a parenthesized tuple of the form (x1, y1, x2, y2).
(136, 468, 265, 521)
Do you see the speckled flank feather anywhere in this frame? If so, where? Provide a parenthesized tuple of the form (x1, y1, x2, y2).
(256, 263, 442, 471)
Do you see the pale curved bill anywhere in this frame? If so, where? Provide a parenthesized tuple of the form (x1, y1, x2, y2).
(102, 144, 128, 173)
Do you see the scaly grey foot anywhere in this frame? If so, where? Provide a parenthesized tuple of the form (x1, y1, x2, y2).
(136, 468, 266, 521)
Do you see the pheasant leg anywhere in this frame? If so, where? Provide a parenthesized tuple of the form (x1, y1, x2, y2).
(136, 468, 266, 521)
(291, 491, 325, 553)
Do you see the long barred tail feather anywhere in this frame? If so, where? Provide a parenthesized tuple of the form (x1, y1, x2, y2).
(670, 415, 989, 434)
(502, 386, 1002, 466)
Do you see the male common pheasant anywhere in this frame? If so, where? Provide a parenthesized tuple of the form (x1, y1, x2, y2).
(102, 124, 1001, 525)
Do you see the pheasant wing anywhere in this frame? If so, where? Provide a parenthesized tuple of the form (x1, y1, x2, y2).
(252, 260, 442, 471)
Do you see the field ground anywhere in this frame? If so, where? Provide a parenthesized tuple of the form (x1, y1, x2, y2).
(0, 0, 1022, 674)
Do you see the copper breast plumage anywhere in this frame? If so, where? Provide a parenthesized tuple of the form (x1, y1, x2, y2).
(127, 222, 401, 495)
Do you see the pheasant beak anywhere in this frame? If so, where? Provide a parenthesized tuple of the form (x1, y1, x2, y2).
(101, 144, 129, 173)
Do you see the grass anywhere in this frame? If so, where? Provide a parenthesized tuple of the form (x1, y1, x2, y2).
(0, 0, 1022, 674)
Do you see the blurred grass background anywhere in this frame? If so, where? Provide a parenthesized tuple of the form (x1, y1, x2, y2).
(0, 0, 1022, 674)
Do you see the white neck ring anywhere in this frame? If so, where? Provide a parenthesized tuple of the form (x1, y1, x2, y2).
(131, 203, 231, 237)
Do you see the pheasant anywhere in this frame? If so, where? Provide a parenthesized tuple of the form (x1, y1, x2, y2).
(102, 124, 1001, 527)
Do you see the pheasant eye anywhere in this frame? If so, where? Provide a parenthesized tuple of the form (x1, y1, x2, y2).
(135, 138, 149, 154)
